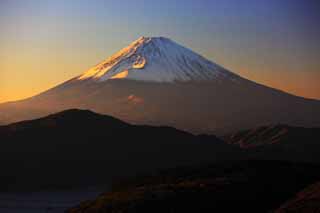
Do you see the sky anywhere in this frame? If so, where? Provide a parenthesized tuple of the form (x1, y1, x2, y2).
(1, 0, 320, 103)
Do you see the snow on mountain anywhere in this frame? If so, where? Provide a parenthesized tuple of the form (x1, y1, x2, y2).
(78, 36, 237, 82)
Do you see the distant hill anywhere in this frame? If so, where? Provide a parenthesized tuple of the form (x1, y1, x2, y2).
(0, 109, 240, 191)
(227, 124, 320, 148)
(225, 124, 320, 162)
(2, 109, 320, 192)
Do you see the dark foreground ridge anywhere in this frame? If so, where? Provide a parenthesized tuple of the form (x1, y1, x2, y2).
(67, 160, 320, 213)
(275, 181, 320, 213)
(1, 109, 320, 212)
(1, 109, 320, 192)
(0, 109, 238, 191)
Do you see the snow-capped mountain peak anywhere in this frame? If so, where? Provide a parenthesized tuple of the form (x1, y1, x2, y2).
(77, 36, 233, 82)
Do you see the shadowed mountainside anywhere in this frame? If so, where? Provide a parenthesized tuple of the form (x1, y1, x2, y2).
(0, 109, 241, 191)
(2, 110, 320, 212)
(1, 78, 319, 135)
(227, 124, 320, 148)
(67, 161, 320, 213)
(275, 181, 320, 213)
(1, 110, 320, 192)
(225, 125, 320, 162)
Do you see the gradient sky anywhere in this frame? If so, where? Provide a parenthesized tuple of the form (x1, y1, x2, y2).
(1, 0, 320, 103)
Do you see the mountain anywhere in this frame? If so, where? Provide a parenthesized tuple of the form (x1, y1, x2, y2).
(0, 109, 241, 191)
(225, 125, 320, 162)
(227, 124, 320, 148)
(78, 36, 236, 82)
(0, 36, 319, 134)
(1, 109, 320, 192)
(67, 161, 320, 213)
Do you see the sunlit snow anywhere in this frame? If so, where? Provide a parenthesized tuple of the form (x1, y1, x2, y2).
(77, 36, 233, 82)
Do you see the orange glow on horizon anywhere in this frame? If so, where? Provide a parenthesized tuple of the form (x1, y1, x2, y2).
(1, 66, 320, 104)
(1, 45, 319, 104)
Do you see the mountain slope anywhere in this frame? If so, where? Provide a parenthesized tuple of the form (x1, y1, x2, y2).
(77, 36, 238, 82)
(1, 110, 320, 192)
(67, 161, 320, 213)
(227, 125, 320, 148)
(0, 109, 240, 191)
(0, 37, 319, 134)
(225, 125, 320, 162)
(275, 181, 320, 213)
